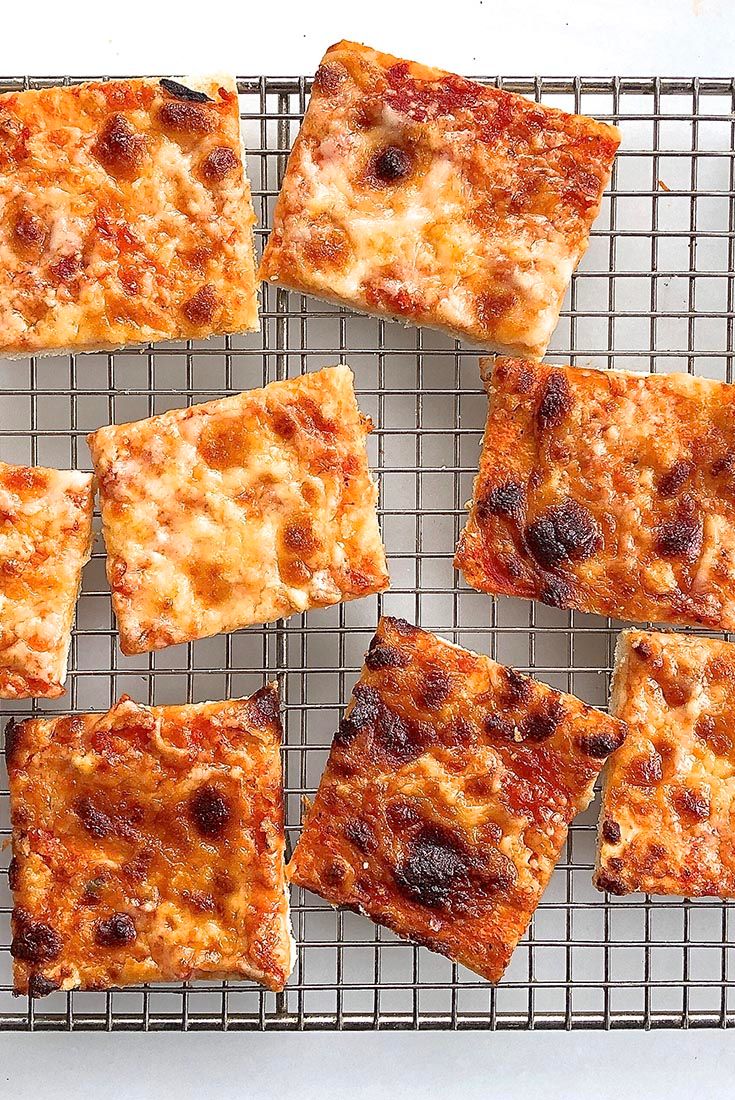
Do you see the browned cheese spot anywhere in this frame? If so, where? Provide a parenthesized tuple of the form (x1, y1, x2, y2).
(95, 912, 137, 948)
(672, 786, 711, 823)
(525, 499, 599, 569)
(201, 145, 239, 181)
(578, 724, 626, 758)
(93, 114, 147, 179)
(190, 784, 232, 838)
(364, 641, 411, 672)
(536, 371, 572, 432)
(159, 100, 216, 135)
(476, 480, 525, 522)
(183, 285, 219, 327)
(12, 209, 49, 257)
(11, 920, 62, 963)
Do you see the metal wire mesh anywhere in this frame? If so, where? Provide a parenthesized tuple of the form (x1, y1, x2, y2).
(1, 74, 734, 1031)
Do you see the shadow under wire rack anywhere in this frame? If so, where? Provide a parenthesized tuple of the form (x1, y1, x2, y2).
(1, 74, 735, 1031)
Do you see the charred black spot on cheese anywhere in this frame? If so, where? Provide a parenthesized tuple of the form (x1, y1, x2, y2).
(525, 499, 599, 570)
(578, 725, 626, 758)
(344, 818, 378, 854)
(369, 145, 413, 184)
(364, 642, 411, 672)
(7, 857, 19, 892)
(190, 784, 231, 838)
(201, 145, 239, 182)
(95, 912, 137, 948)
(419, 667, 451, 711)
(4, 716, 23, 767)
(536, 371, 572, 432)
(658, 458, 694, 499)
(501, 666, 533, 706)
(394, 824, 517, 911)
(93, 114, 147, 179)
(654, 508, 703, 561)
(394, 825, 470, 909)
(601, 819, 622, 844)
(11, 920, 62, 963)
(595, 871, 627, 896)
(335, 683, 381, 747)
(159, 78, 213, 103)
(75, 796, 114, 839)
(519, 698, 565, 742)
(476, 480, 525, 521)
(248, 685, 280, 729)
(28, 973, 60, 999)
(374, 703, 429, 765)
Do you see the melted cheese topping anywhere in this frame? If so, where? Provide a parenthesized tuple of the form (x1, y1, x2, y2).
(88, 365, 388, 655)
(289, 616, 624, 983)
(259, 41, 619, 359)
(455, 357, 735, 630)
(0, 76, 258, 357)
(8, 690, 294, 995)
(596, 630, 735, 898)
(0, 462, 94, 698)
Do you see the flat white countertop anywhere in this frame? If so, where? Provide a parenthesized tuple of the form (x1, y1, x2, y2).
(2, 1, 735, 1095)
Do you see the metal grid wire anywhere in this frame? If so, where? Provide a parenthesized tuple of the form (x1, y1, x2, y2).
(1, 73, 734, 1031)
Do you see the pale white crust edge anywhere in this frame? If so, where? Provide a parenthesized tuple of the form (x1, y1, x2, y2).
(261, 277, 547, 360)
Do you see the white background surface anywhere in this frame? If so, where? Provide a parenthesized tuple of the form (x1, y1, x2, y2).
(2, 0, 735, 1095)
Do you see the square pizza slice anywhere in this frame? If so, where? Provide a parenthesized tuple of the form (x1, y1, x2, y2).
(455, 357, 735, 630)
(259, 41, 620, 359)
(88, 365, 388, 654)
(0, 76, 258, 357)
(595, 629, 735, 897)
(288, 616, 626, 983)
(7, 687, 294, 996)
(0, 462, 94, 698)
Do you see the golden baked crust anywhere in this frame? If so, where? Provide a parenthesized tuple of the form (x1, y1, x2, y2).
(0, 462, 94, 698)
(259, 41, 619, 359)
(289, 616, 625, 982)
(596, 630, 735, 898)
(88, 365, 389, 655)
(455, 357, 735, 630)
(7, 688, 294, 996)
(0, 76, 258, 357)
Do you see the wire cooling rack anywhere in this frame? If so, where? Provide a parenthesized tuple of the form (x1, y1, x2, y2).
(1, 74, 735, 1032)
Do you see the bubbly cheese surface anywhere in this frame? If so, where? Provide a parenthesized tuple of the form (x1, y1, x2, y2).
(259, 41, 619, 359)
(0, 76, 258, 357)
(596, 630, 735, 898)
(455, 357, 735, 630)
(289, 616, 625, 983)
(8, 689, 294, 996)
(88, 365, 389, 654)
(0, 462, 94, 698)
